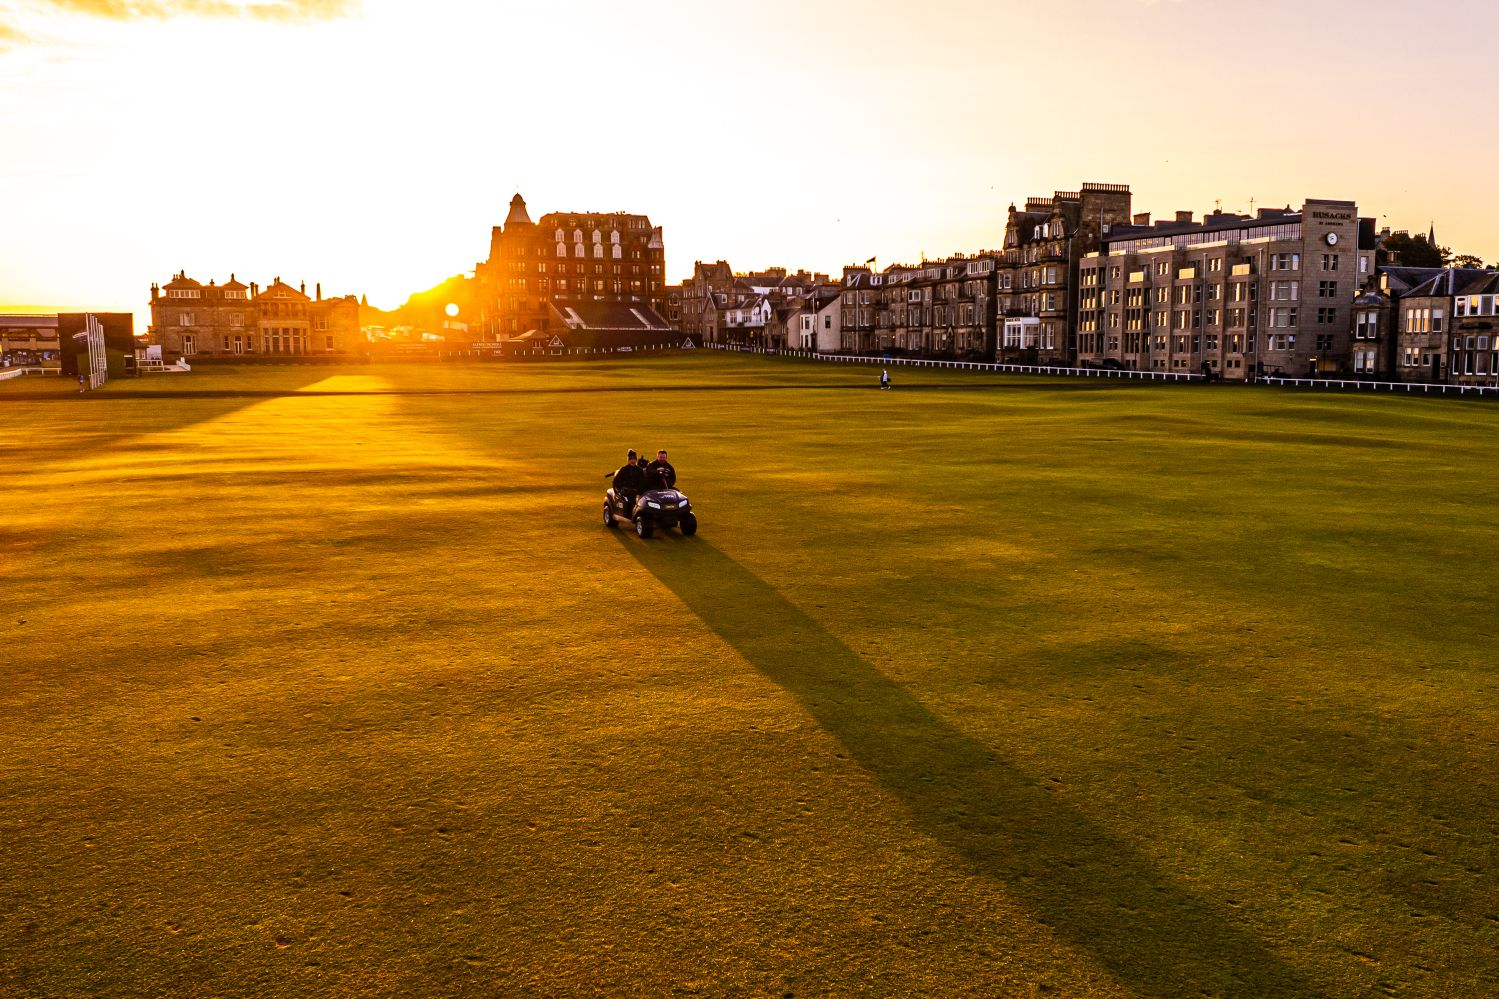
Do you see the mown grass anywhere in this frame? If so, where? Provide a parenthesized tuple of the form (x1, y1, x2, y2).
(2, 354, 1497, 997)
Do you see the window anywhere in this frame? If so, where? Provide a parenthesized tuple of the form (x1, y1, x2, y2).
(1321, 254, 1340, 271)
(1272, 253, 1301, 271)
(182, 334, 195, 355)
(1317, 308, 1336, 324)
(1316, 334, 1334, 352)
(1318, 281, 1338, 298)
(178, 312, 195, 326)
(1432, 309, 1444, 333)
(1270, 308, 1298, 328)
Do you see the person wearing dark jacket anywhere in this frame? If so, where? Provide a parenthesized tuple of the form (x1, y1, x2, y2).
(646, 449, 676, 489)
(612, 450, 647, 511)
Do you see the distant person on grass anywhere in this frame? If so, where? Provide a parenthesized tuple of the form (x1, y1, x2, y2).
(880, 368, 891, 390)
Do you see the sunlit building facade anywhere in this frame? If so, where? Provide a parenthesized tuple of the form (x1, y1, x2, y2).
(996, 183, 1133, 365)
(1076, 199, 1375, 379)
(476, 193, 667, 340)
(148, 273, 361, 359)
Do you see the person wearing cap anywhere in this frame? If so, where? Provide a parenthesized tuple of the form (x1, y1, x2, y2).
(612, 449, 647, 511)
(645, 449, 676, 490)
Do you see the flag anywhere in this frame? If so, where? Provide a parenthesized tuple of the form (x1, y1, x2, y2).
(866, 256, 876, 264)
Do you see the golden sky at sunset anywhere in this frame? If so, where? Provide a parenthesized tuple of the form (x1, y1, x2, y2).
(3, 0, 1497, 314)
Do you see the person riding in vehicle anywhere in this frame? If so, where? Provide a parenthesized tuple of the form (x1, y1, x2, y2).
(612, 449, 647, 512)
(646, 449, 676, 489)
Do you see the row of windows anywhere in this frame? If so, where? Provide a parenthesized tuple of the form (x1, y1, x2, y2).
(1455, 295, 1499, 317)
(178, 332, 336, 355)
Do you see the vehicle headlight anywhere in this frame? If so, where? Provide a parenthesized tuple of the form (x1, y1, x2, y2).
(647, 501, 661, 509)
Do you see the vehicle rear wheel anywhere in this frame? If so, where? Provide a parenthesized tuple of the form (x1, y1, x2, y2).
(680, 512, 698, 536)
(603, 502, 617, 528)
(635, 514, 654, 539)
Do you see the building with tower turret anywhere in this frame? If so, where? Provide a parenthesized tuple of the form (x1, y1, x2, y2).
(474, 193, 670, 341)
(996, 182, 1133, 365)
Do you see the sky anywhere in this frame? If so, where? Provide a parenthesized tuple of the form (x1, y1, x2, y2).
(2, 0, 1497, 314)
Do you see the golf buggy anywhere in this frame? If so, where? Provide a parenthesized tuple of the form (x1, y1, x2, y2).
(603, 479, 697, 538)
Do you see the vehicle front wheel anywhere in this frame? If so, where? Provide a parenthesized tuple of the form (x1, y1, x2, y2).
(604, 502, 617, 528)
(680, 512, 698, 536)
(635, 515, 654, 539)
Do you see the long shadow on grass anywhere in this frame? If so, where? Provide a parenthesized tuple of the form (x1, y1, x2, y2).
(618, 535, 1320, 998)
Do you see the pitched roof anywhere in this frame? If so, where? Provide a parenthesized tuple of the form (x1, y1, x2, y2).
(1404, 268, 1498, 298)
(550, 299, 672, 332)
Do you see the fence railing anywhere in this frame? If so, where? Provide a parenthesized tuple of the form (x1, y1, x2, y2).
(0, 366, 59, 381)
(1260, 376, 1499, 397)
(706, 345, 1499, 398)
(706, 344, 1203, 382)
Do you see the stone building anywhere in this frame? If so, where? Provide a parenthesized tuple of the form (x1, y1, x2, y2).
(148, 274, 360, 359)
(1447, 272, 1499, 385)
(997, 183, 1133, 365)
(680, 261, 735, 343)
(1076, 199, 1376, 379)
(869, 255, 999, 358)
(475, 193, 668, 341)
(1348, 266, 1453, 380)
(683, 262, 829, 347)
(1392, 269, 1499, 384)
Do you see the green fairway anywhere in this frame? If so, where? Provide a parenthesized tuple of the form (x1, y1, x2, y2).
(3, 354, 1498, 997)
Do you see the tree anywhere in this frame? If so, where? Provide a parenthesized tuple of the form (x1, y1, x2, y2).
(1381, 232, 1449, 268)
(1450, 253, 1486, 270)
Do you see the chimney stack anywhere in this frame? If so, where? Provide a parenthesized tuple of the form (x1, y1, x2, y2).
(299, 281, 306, 295)
(150, 282, 159, 302)
(316, 282, 321, 301)
(1132, 212, 1151, 226)
(1175, 210, 1194, 224)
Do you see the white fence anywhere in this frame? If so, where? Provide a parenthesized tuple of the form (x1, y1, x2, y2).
(0, 366, 59, 381)
(1260, 375, 1499, 398)
(708, 345, 1499, 398)
(707, 344, 1203, 382)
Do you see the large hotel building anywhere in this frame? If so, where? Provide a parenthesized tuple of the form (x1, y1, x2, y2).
(475, 193, 668, 340)
(1074, 199, 1375, 379)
